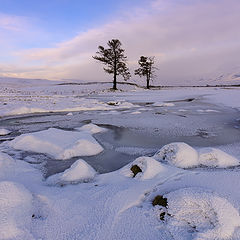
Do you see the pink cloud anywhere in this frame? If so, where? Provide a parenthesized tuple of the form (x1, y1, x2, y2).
(3, 0, 240, 85)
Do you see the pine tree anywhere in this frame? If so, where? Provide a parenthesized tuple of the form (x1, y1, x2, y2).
(135, 56, 156, 89)
(93, 39, 130, 90)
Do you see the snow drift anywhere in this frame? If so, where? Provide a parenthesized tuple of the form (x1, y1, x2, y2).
(161, 187, 240, 240)
(154, 142, 240, 168)
(198, 148, 239, 167)
(120, 156, 177, 180)
(46, 159, 97, 185)
(9, 128, 104, 160)
(154, 142, 199, 168)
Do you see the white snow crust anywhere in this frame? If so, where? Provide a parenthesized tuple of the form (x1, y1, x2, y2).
(9, 128, 103, 159)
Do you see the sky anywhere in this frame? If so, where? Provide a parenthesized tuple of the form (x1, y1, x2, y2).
(0, 0, 240, 85)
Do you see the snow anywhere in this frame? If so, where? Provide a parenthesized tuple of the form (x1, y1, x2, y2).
(0, 152, 15, 174)
(1, 82, 240, 239)
(198, 147, 239, 167)
(0, 181, 33, 240)
(76, 123, 107, 134)
(130, 111, 141, 114)
(154, 142, 240, 168)
(46, 159, 97, 186)
(120, 156, 173, 180)
(154, 142, 199, 168)
(0, 128, 11, 136)
(164, 187, 240, 240)
(9, 128, 104, 159)
(153, 102, 175, 107)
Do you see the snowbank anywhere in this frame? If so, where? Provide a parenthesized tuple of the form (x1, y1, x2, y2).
(0, 181, 33, 240)
(9, 128, 104, 160)
(121, 156, 169, 180)
(154, 142, 199, 168)
(76, 123, 107, 134)
(198, 148, 239, 167)
(2, 97, 138, 117)
(153, 102, 175, 107)
(163, 187, 240, 240)
(46, 159, 96, 185)
(154, 143, 240, 168)
(0, 128, 11, 136)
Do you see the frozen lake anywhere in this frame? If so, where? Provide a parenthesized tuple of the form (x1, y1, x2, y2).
(1, 91, 240, 176)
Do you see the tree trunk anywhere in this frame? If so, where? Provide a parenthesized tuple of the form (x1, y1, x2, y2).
(113, 50, 117, 90)
(113, 69, 117, 90)
(146, 73, 150, 89)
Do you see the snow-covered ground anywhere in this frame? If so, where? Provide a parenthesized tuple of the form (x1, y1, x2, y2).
(1, 79, 240, 239)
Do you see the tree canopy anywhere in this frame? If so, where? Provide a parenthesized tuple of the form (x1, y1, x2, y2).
(93, 39, 130, 90)
(135, 56, 156, 89)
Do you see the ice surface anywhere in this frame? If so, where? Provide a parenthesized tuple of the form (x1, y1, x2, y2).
(9, 128, 104, 159)
(46, 159, 97, 185)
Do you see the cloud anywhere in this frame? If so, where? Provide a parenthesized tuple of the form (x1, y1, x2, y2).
(2, 0, 240, 85)
(0, 13, 30, 32)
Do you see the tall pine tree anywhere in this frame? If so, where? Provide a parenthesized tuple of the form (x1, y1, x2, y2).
(135, 56, 156, 89)
(93, 39, 130, 90)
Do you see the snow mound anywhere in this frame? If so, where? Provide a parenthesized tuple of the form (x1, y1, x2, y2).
(164, 187, 240, 240)
(153, 102, 175, 107)
(0, 128, 11, 136)
(0, 181, 33, 240)
(154, 142, 199, 168)
(198, 148, 239, 167)
(9, 128, 103, 160)
(121, 156, 167, 180)
(76, 123, 107, 134)
(46, 159, 96, 185)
